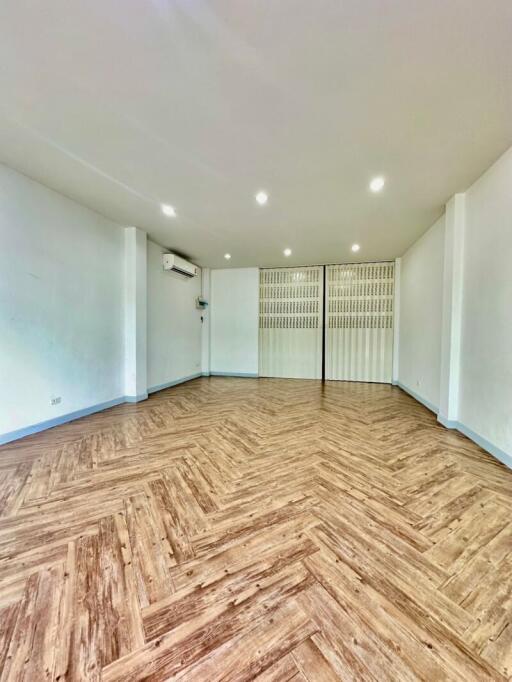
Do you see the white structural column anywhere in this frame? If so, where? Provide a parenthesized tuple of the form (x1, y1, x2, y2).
(124, 226, 148, 401)
(201, 267, 211, 376)
(438, 193, 465, 426)
(392, 257, 401, 384)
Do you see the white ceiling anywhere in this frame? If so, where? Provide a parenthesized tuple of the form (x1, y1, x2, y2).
(1, 1, 511, 268)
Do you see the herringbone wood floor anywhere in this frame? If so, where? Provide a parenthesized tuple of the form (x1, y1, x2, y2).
(0, 378, 511, 681)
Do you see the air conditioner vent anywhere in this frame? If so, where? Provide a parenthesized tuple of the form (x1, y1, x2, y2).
(162, 254, 198, 278)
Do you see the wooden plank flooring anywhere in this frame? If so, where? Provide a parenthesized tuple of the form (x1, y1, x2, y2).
(0, 377, 511, 681)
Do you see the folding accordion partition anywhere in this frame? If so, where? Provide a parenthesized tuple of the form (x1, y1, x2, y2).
(259, 262, 395, 383)
(259, 266, 323, 379)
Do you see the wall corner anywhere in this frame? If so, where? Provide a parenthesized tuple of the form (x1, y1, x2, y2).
(123, 226, 148, 400)
(438, 193, 465, 424)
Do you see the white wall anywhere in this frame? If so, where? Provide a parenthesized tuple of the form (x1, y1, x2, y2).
(398, 145, 512, 463)
(210, 268, 259, 375)
(0, 164, 124, 435)
(398, 215, 445, 411)
(458, 147, 512, 456)
(146, 240, 202, 391)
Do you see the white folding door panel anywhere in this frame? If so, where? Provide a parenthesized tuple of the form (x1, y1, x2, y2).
(326, 262, 394, 382)
(259, 267, 323, 379)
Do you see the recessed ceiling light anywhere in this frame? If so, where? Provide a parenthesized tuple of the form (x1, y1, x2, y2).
(224, 253, 231, 260)
(369, 176, 385, 193)
(255, 191, 268, 205)
(351, 244, 360, 252)
(161, 203, 176, 217)
(283, 248, 292, 257)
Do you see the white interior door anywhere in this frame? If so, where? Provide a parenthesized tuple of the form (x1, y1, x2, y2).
(326, 262, 394, 383)
(259, 266, 323, 379)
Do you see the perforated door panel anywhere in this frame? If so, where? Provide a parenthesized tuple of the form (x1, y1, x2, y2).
(326, 262, 394, 382)
(259, 267, 323, 379)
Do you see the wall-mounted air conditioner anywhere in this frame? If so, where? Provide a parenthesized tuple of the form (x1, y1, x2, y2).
(162, 254, 198, 278)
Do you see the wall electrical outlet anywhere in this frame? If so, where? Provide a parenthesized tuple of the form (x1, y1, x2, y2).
(51, 396, 62, 406)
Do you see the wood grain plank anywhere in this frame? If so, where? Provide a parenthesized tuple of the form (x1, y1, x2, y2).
(103, 564, 314, 681)
(0, 377, 511, 680)
(1, 565, 64, 681)
(124, 490, 175, 607)
(291, 637, 340, 681)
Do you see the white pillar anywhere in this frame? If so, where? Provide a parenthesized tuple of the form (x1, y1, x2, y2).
(124, 227, 147, 401)
(392, 257, 401, 385)
(438, 193, 465, 426)
(201, 267, 211, 376)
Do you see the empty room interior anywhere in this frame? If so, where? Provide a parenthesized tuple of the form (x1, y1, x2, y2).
(1, 2, 512, 680)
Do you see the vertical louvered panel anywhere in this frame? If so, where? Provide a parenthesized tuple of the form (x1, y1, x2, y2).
(259, 266, 323, 379)
(326, 262, 394, 383)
